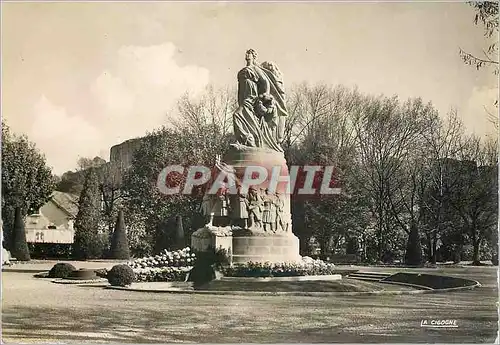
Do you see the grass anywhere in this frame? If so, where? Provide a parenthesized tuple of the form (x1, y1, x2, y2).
(2, 266, 497, 343)
(200, 278, 412, 292)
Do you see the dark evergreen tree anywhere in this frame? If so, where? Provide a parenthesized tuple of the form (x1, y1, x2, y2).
(153, 219, 171, 254)
(174, 215, 185, 250)
(11, 207, 30, 261)
(405, 225, 423, 266)
(109, 210, 130, 259)
(73, 168, 102, 260)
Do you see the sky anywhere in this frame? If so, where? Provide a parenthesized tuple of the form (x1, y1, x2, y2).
(2, 1, 498, 174)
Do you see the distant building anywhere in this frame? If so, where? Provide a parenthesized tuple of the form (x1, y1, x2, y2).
(24, 191, 79, 244)
(110, 138, 144, 170)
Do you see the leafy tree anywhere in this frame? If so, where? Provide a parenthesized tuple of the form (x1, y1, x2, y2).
(122, 86, 233, 256)
(77, 156, 107, 171)
(56, 157, 107, 195)
(73, 168, 103, 259)
(55, 170, 85, 194)
(1, 122, 55, 250)
(11, 207, 30, 261)
(153, 218, 172, 254)
(109, 209, 130, 259)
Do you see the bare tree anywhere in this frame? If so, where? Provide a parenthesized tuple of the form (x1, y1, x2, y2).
(459, 1, 499, 128)
(170, 85, 236, 142)
(386, 101, 441, 264)
(97, 162, 125, 240)
(285, 84, 365, 256)
(419, 110, 466, 263)
(351, 96, 431, 262)
(459, 1, 499, 73)
(447, 135, 498, 264)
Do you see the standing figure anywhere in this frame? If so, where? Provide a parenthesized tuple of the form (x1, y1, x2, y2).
(230, 186, 249, 228)
(199, 193, 214, 224)
(275, 193, 285, 232)
(261, 189, 277, 232)
(247, 187, 262, 229)
(212, 188, 229, 227)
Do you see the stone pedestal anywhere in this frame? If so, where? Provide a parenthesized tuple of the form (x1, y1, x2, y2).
(193, 144, 302, 265)
(191, 226, 301, 264)
(191, 225, 233, 256)
(231, 231, 301, 264)
(222, 145, 300, 264)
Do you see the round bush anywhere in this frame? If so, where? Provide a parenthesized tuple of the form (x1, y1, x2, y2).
(107, 264, 136, 287)
(95, 268, 108, 278)
(48, 263, 76, 278)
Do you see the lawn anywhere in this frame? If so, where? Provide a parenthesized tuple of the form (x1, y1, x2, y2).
(1, 265, 497, 343)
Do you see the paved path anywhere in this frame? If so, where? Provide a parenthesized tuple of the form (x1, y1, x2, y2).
(1, 266, 498, 343)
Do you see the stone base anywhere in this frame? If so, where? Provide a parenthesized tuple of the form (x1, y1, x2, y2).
(191, 226, 301, 265)
(191, 225, 233, 256)
(232, 232, 301, 264)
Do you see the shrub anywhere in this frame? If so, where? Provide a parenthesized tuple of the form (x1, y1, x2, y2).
(107, 264, 136, 286)
(109, 210, 130, 260)
(187, 250, 218, 285)
(11, 207, 30, 261)
(95, 268, 108, 278)
(48, 263, 76, 278)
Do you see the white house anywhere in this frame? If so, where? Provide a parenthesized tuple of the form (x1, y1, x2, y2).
(24, 191, 79, 244)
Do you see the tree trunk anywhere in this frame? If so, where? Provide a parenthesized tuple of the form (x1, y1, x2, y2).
(472, 236, 481, 265)
(431, 233, 437, 264)
(426, 233, 433, 262)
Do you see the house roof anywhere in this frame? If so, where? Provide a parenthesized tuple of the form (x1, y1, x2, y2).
(50, 191, 79, 218)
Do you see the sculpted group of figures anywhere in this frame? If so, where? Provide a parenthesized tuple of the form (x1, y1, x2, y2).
(197, 49, 292, 233)
(200, 187, 290, 233)
(232, 49, 288, 152)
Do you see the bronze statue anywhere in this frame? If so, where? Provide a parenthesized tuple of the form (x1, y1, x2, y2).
(233, 49, 288, 152)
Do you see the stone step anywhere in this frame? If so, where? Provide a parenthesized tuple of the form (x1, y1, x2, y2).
(347, 272, 392, 282)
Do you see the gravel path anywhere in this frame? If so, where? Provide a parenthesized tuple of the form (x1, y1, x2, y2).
(1, 266, 498, 343)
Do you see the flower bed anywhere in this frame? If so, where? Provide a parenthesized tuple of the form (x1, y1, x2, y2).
(127, 247, 195, 282)
(223, 257, 336, 278)
(133, 266, 193, 282)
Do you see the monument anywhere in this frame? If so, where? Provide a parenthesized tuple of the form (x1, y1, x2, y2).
(191, 49, 301, 264)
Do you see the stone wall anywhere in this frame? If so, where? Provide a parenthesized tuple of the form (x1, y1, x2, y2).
(109, 138, 144, 170)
